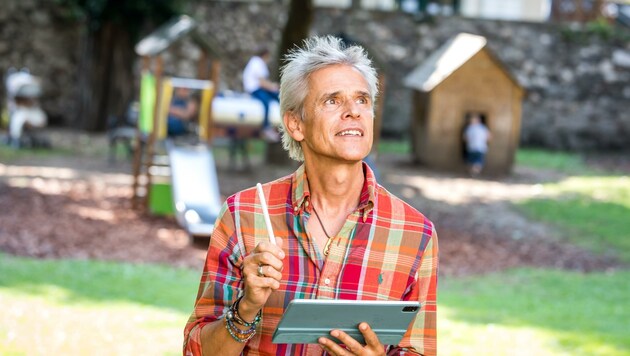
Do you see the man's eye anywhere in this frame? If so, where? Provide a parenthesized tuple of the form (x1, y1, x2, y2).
(325, 98, 337, 105)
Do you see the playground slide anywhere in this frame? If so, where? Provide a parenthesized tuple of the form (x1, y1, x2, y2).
(167, 143, 223, 238)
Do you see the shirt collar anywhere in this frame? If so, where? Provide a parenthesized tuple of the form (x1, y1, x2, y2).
(291, 162, 376, 221)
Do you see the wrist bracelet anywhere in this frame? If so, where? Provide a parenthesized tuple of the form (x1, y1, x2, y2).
(230, 296, 262, 327)
(224, 296, 262, 343)
(225, 318, 257, 343)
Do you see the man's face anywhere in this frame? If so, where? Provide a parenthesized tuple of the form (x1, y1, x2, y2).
(293, 64, 374, 164)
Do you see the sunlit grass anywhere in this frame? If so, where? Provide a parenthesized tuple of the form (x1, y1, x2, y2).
(516, 148, 630, 262)
(3, 254, 629, 355)
(439, 268, 630, 355)
(0, 254, 199, 355)
(516, 148, 589, 174)
(518, 175, 630, 262)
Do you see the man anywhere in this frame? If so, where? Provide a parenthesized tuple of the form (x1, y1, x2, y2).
(243, 47, 281, 142)
(184, 35, 438, 356)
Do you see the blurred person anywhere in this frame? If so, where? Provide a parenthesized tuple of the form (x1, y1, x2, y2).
(167, 86, 198, 137)
(462, 112, 491, 176)
(184, 35, 438, 356)
(243, 47, 281, 142)
(6, 69, 47, 148)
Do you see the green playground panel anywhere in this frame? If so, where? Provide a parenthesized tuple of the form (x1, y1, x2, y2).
(149, 182, 174, 215)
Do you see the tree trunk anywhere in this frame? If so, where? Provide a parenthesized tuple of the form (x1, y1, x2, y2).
(79, 21, 134, 131)
(277, 0, 313, 76)
(267, 0, 314, 165)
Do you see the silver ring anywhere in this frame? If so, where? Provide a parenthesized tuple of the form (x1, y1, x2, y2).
(257, 264, 265, 277)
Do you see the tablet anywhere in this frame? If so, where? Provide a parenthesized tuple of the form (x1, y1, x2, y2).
(271, 299, 420, 345)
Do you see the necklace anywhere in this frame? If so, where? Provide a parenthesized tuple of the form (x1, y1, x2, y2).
(311, 204, 332, 239)
(311, 204, 334, 256)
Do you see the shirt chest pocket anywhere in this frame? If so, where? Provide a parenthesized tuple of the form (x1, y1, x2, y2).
(340, 251, 414, 301)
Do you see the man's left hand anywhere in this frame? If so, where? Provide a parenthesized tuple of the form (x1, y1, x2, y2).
(318, 322, 386, 356)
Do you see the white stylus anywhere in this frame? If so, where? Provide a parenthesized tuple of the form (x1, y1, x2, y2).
(256, 183, 277, 245)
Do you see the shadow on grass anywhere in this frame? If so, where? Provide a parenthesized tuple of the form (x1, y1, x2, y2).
(0, 253, 199, 314)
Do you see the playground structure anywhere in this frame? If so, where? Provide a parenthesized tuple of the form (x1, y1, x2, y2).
(131, 15, 281, 241)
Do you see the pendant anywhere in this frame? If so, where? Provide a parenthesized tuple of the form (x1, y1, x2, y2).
(324, 237, 333, 256)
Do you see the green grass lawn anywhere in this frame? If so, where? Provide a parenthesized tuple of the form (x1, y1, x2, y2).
(0, 254, 199, 355)
(515, 148, 591, 174)
(516, 148, 630, 262)
(440, 268, 630, 356)
(2, 255, 629, 355)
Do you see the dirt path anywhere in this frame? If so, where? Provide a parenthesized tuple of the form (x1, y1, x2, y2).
(0, 129, 621, 275)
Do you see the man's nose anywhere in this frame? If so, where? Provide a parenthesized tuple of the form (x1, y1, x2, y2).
(343, 100, 361, 119)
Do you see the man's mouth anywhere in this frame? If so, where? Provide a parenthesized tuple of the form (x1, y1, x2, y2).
(336, 129, 363, 137)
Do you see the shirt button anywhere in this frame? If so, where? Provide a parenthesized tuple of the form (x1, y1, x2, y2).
(324, 278, 330, 285)
(305, 201, 309, 207)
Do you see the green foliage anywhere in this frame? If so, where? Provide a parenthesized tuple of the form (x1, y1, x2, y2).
(585, 17, 615, 39)
(560, 17, 630, 43)
(54, 0, 187, 37)
(440, 268, 630, 355)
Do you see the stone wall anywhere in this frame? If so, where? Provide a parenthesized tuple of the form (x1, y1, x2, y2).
(2, 1, 629, 150)
(0, 0, 81, 125)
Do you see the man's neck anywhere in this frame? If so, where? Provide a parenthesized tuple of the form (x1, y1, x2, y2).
(304, 160, 364, 216)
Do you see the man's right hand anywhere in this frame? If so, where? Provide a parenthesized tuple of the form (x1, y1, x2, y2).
(239, 237, 285, 319)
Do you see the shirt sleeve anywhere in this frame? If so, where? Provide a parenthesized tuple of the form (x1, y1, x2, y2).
(389, 226, 439, 356)
(183, 201, 245, 355)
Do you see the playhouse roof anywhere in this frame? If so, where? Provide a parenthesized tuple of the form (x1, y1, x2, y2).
(404, 32, 520, 92)
(135, 15, 222, 58)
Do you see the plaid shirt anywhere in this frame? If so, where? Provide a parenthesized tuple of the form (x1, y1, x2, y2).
(184, 163, 438, 356)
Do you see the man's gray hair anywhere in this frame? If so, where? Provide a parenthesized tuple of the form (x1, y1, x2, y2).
(279, 35, 379, 162)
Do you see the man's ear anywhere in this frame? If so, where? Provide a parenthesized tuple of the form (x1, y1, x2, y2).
(283, 111, 304, 142)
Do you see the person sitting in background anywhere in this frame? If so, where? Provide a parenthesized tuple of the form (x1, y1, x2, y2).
(167, 87, 198, 137)
(184, 35, 438, 356)
(463, 113, 491, 176)
(243, 47, 281, 142)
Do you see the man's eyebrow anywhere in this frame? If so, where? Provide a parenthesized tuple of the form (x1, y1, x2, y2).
(318, 90, 370, 101)
(319, 91, 341, 101)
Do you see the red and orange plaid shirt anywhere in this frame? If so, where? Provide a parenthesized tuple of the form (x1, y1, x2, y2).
(184, 163, 438, 355)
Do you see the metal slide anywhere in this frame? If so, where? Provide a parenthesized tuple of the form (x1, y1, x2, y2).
(166, 142, 222, 239)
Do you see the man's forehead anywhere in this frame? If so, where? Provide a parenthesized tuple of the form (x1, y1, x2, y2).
(308, 65, 369, 93)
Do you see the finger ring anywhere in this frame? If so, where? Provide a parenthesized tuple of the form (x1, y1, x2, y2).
(257, 264, 265, 277)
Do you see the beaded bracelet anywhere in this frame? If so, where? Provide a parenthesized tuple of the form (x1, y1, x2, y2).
(230, 296, 262, 327)
(225, 318, 257, 343)
(224, 296, 262, 343)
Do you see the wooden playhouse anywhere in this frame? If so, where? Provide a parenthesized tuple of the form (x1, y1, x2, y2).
(404, 32, 524, 175)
